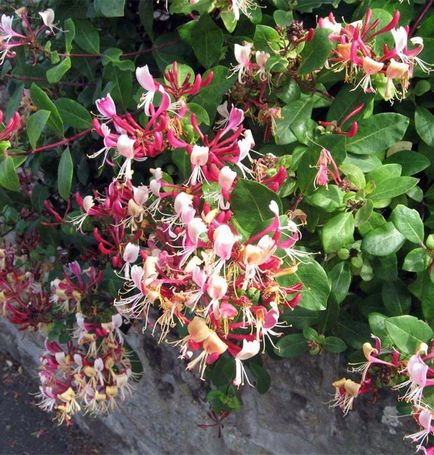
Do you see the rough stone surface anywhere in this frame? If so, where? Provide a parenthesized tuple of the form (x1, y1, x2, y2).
(0, 318, 414, 455)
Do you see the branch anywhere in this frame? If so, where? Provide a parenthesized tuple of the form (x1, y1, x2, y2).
(410, 0, 434, 37)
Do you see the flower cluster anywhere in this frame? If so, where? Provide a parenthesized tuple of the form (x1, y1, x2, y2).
(73, 62, 304, 389)
(38, 314, 133, 424)
(0, 8, 57, 66)
(332, 338, 434, 452)
(318, 9, 433, 99)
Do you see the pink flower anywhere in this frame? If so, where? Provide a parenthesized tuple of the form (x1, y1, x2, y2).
(233, 339, 260, 387)
(232, 43, 252, 83)
(95, 93, 117, 119)
(213, 224, 237, 261)
(188, 145, 209, 185)
(405, 408, 434, 450)
(136, 65, 161, 115)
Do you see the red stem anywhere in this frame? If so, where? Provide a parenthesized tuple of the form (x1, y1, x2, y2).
(10, 128, 92, 156)
(410, 0, 434, 37)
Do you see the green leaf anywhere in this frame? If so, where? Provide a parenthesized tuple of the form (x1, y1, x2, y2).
(231, 179, 283, 241)
(369, 177, 418, 201)
(275, 99, 314, 145)
(274, 333, 308, 358)
(103, 64, 133, 111)
(172, 148, 190, 181)
(409, 272, 434, 321)
(391, 204, 424, 244)
(74, 20, 100, 54)
(346, 113, 409, 154)
(55, 98, 92, 130)
(139, 0, 154, 40)
(305, 185, 345, 212)
(369, 312, 390, 341)
(27, 110, 51, 149)
(328, 261, 351, 305)
(282, 307, 322, 329)
(403, 248, 433, 272)
(190, 14, 223, 69)
(361, 222, 406, 256)
(248, 362, 271, 394)
(0, 156, 20, 191)
(415, 107, 434, 146)
(31, 183, 50, 211)
(277, 259, 330, 311)
(46, 57, 72, 84)
(321, 212, 354, 253)
(299, 28, 335, 75)
(322, 336, 347, 353)
(382, 281, 411, 316)
(30, 84, 64, 136)
(385, 151, 430, 176)
(64, 18, 75, 54)
(385, 315, 433, 354)
(94, 0, 125, 17)
(58, 148, 73, 200)
(123, 341, 144, 381)
(273, 10, 293, 27)
(253, 25, 281, 53)
(335, 318, 370, 349)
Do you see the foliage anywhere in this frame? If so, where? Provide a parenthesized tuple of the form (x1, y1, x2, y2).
(0, 0, 434, 449)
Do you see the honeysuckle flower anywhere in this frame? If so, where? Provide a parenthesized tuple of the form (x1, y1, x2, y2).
(136, 65, 159, 115)
(188, 145, 209, 185)
(349, 340, 394, 382)
(404, 408, 434, 451)
(206, 274, 228, 315)
(236, 129, 255, 177)
(255, 51, 270, 80)
(230, 0, 258, 21)
(394, 346, 433, 405)
(122, 243, 140, 277)
(385, 58, 410, 99)
(232, 43, 252, 83)
(39, 9, 57, 33)
(233, 339, 261, 387)
(318, 13, 342, 35)
(391, 27, 432, 73)
(70, 195, 95, 231)
(95, 93, 117, 119)
(331, 378, 361, 415)
(116, 134, 136, 180)
(0, 14, 24, 42)
(218, 166, 237, 196)
(352, 56, 384, 93)
(213, 224, 237, 263)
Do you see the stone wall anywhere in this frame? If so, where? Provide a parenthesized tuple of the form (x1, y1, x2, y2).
(0, 318, 413, 455)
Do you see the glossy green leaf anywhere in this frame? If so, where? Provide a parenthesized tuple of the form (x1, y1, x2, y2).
(361, 222, 406, 256)
(58, 148, 73, 200)
(0, 156, 20, 191)
(403, 248, 432, 272)
(274, 333, 308, 358)
(46, 57, 72, 84)
(346, 113, 409, 154)
(74, 20, 100, 54)
(328, 261, 351, 305)
(27, 110, 51, 149)
(231, 179, 283, 241)
(321, 212, 354, 253)
(385, 315, 433, 354)
(322, 336, 347, 353)
(30, 84, 64, 136)
(369, 177, 418, 201)
(190, 14, 223, 69)
(277, 259, 330, 311)
(55, 98, 92, 130)
(299, 28, 335, 75)
(415, 107, 434, 146)
(64, 18, 75, 54)
(391, 204, 424, 244)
